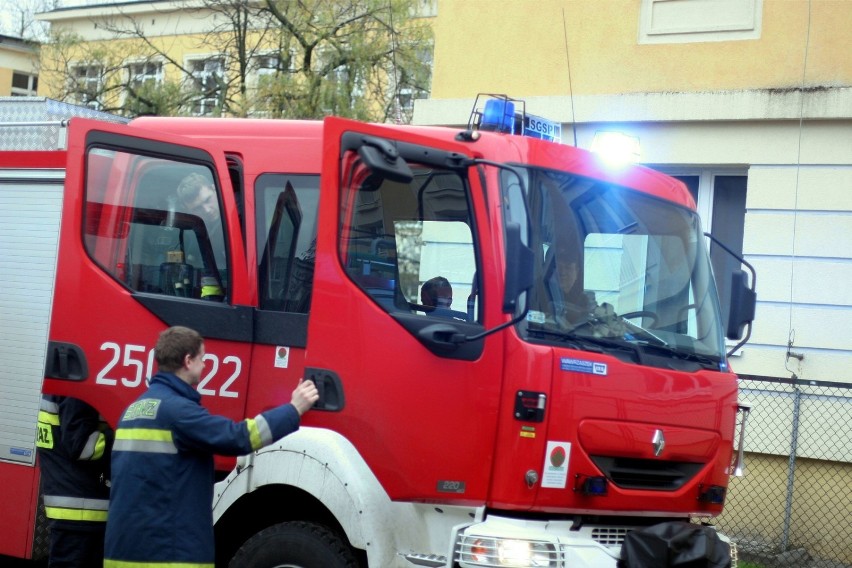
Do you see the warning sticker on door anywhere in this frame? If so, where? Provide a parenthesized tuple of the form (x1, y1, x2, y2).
(541, 441, 571, 489)
(274, 346, 290, 368)
(560, 357, 607, 376)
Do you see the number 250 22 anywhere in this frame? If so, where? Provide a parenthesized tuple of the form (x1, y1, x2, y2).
(95, 341, 241, 398)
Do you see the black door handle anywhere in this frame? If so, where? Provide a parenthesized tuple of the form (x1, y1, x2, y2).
(304, 367, 345, 412)
(45, 341, 89, 381)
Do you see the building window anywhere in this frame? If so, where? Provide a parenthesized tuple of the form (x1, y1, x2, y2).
(70, 64, 103, 110)
(11, 72, 38, 96)
(124, 61, 164, 114)
(639, 0, 763, 44)
(187, 57, 225, 116)
(128, 61, 163, 89)
(252, 54, 281, 79)
(663, 169, 748, 335)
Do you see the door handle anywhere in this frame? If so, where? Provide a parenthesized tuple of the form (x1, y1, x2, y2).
(305, 367, 345, 412)
(45, 341, 89, 381)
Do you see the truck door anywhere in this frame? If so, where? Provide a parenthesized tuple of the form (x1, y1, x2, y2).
(303, 117, 504, 502)
(45, 118, 253, 427)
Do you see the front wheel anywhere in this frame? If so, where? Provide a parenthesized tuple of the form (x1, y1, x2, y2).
(229, 521, 359, 568)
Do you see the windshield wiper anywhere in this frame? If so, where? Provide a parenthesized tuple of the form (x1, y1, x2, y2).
(640, 343, 721, 369)
(527, 326, 639, 358)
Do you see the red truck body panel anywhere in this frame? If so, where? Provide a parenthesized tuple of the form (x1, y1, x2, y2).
(0, 110, 740, 563)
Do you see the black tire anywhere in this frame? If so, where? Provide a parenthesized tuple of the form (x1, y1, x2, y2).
(228, 521, 359, 568)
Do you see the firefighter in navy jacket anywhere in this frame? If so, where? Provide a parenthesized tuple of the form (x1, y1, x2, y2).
(104, 326, 318, 568)
(36, 395, 113, 567)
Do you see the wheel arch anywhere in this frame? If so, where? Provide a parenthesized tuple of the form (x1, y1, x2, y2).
(212, 428, 393, 566)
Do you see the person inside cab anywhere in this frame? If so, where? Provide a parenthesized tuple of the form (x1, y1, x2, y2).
(420, 276, 453, 310)
(176, 172, 225, 301)
(544, 246, 593, 327)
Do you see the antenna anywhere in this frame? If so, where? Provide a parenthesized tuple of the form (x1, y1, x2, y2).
(561, 7, 578, 147)
(787, 0, 812, 366)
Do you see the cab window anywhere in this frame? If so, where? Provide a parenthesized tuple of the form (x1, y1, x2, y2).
(340, 156, 480, 322)
(84, 149, 228, 301)
(255, 174, 319, 313)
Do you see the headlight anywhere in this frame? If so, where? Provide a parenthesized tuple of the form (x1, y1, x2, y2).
(460, 536, 557, 567)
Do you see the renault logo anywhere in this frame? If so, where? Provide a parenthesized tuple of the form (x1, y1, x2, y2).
(652, 429, 666, 457)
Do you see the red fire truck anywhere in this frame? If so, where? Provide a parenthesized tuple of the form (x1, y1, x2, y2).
(0, 97, 754, 567)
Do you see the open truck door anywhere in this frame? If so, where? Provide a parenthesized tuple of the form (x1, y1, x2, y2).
(46, 117, 254, 430)
(302, 117, 507, 503)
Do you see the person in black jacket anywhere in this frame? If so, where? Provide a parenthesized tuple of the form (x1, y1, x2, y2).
(36, 395, 113, 568)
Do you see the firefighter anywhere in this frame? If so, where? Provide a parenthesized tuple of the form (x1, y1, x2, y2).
(36, 395, 113, 568)
(176, 172, 226, 300)
(103, 326, 319, 568)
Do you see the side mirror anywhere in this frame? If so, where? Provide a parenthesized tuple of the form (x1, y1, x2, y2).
(503, 222, 534, 313)
(727, 270, 756, 340)
(357, 137, 414, 184)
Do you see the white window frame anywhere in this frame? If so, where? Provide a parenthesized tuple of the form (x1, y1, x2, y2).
(658, 167, 747, 234)
(185, 55, 226, 116)
(11, 72, 38, 96)
(69, 63, 104, 110)
(127, 59, 164, 90)
(655, 166, 750, 355)
(639, 0, 763, 44)
(395, 42, 432, 116)
(247, 50, 296, 89)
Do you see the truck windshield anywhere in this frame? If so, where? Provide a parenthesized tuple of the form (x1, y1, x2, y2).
(505, 166, 726, 369)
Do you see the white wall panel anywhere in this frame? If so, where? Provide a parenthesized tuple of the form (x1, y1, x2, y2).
(0, 173, 64, 465)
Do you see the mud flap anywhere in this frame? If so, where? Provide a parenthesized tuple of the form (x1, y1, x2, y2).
(618, 521, 731, 568)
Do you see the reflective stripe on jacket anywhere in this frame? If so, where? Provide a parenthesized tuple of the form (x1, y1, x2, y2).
(36, 395, 112, 523)
(104, 372, 300, 567)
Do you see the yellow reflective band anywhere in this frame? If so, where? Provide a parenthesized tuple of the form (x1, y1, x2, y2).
(36, 423, 54, 449)
(44, 506, 108, 522)
(201, 285, 223, 298)
(104, 560, 213, 568)
(245, 419, 262, 451)
(38, 410, 60, 426)
(116, 428, 174, 442)
(92, 432, 107, 460)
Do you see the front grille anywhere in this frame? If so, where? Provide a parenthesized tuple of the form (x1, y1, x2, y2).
(591, 526, 630, 547)
(591, 456, 704, 490)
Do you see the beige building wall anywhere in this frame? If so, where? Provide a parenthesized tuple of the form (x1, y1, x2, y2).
(718, 453, 852, 563)
(429, 0, 849, 98)
(0, 36, 39, 96)
(416, 0, 852, 393)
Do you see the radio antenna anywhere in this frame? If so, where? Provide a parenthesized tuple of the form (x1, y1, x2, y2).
(562, 7, 578, 147)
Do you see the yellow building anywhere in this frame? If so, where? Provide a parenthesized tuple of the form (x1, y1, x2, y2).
(36, 0, 433, 120)
(0, 34, 39, 96)
(416, 1, 852, 563)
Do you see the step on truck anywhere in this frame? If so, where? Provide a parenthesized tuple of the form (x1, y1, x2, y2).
(0, 96, 755, 567)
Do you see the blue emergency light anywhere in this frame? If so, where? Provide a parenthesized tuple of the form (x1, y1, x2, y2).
(468, 94, 563, 143)
(480, 98, 516, 133)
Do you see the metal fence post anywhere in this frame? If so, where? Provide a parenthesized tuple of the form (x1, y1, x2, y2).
(781, 385, 801, 553)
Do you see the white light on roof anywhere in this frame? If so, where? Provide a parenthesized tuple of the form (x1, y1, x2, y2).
(590, 131, 641, 166)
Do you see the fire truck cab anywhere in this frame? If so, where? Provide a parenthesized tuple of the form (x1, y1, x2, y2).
(0, 97, 755, 567)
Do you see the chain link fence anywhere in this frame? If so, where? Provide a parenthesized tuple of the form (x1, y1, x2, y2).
(708, 376, 852, 567)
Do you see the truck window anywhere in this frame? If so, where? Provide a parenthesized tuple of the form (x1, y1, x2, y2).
(340, 158, 480, 323)
(255, 174, 319, 313)
(84, 149, 228, 301)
